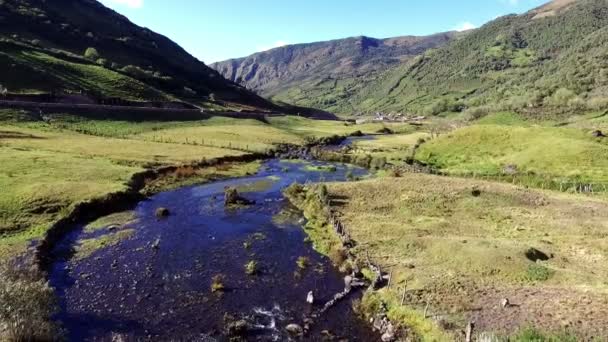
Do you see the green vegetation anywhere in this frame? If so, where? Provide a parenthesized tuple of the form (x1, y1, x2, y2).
(74, 229, 135, 260)
(284, 184, 345, 265)
(0, 263, 60, 341)
(0, 42, 171, 101)
(211, 274, 226, 293)
(0, 0, 276, 110)
(416, 124, 608, 185)
(84, 211, 136, 233)
(227, 0, 608, 116)
(296, 256, 310, 270)
(244, 260, 259, 275)
(321, 175, 608, 339)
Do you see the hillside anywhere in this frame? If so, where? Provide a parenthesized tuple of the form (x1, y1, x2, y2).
(214, 0, 608, 116)
(0, 0, 277, 111)
(211, 32, 460, 113)
(351, 0, 608, 116)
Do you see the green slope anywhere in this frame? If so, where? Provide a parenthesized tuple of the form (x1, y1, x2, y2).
(252, 0, 608, 116)
(0, 0, 276, 111)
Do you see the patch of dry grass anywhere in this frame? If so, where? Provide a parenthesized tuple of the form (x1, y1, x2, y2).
(326, 175, 608, 339)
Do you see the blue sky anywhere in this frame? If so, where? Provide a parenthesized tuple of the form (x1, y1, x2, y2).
(100, 0, 547, 64)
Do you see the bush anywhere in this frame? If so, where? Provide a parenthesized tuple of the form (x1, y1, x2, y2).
(545, 88, 576, 107)
(211, 274, 226, 292)
(84, 47, 100, 60)
(96, 58, 109, 67)
(464, 106, 491, 121)
(0, 263, 60, 341)
(525, 264, 554, 282)
(588, 97, 608, 111)
(244, 260, 258, 275)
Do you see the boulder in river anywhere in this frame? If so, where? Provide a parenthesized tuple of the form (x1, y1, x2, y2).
(224, 187, 255, 207)
(286, 323, 303, 336)
(155, 207, 170, 218)
(306, 291, 315, 304)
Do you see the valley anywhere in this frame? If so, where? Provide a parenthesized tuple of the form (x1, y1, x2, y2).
(1, 0, 608, 341)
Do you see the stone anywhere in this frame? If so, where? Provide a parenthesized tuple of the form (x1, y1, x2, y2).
(107, 225, 119, 231)
(381, 323, 396, 342)
(286, 323, 303, 336)
(225, 319, 248, 336)
(525, 247, 550, 262)
(307, 291, 315, 304)
(224, 187, 254, 206)
(592, 130, 605, 138)
(344, 275, 353, 291)
(501, 298, 510, 308)
(155, 207, 170, 218)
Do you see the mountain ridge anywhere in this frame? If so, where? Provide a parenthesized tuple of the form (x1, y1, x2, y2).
(211, 31, 461, 110)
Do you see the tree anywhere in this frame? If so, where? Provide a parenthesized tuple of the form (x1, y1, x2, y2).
(84, 47, 100, 60)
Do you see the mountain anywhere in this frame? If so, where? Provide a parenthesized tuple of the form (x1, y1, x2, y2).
(215, 0, 608, 117)
(348, 0, 608, 116)
(211, 32, 460, 113)
(0, 0, 277, 112)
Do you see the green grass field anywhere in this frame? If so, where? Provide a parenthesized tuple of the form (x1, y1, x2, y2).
(325, 175, 608, 340)
(416, 124, 608, 186)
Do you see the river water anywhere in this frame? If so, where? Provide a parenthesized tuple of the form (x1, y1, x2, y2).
(48, 158, 377, 341)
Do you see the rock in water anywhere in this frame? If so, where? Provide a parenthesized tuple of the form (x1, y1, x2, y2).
(306, 291, 314, 304)
(344, 275, 353, 291)
(224, 187, 254, 206)
(381, 323, 396, 342)
(155, 207, 170, 218)
(286, 323, 303, 336)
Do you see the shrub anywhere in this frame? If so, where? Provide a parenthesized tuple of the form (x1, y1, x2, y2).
(464, 106, 491, 121)
(525, 264, 554, 282)
(588, 97, 608, 111)
(370, 156, 387, 170)
(511, 327, 577, 342)
(96, 58, 109, 67)
(84, 47, 100, 60)
(0, 263, 60, 341)
(545, 88, 576, 107)
(296, 256, 310, 270)
(211, 274, 226, 292)
(244, 260, 258, 275)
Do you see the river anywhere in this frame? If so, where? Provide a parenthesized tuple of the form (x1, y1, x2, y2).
(48, 158, 378, 341)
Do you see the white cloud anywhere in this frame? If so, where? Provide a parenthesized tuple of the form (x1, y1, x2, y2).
(102, 0, 144, 9)
(256, 40, 288, 52)
(453, 22, 477, 32)
(501, 0, 520, 5)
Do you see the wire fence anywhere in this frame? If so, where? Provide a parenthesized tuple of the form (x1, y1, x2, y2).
(429, 170, 608, 194)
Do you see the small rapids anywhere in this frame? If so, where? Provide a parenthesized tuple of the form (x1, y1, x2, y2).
(48, 158, 377, 341)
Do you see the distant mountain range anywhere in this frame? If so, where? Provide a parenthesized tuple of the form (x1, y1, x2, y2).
(214, 0, 608, 116)
(211, 32, 462, 113)
(0, 0, 277, 112)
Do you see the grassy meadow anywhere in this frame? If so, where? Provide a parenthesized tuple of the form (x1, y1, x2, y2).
(416, 122, 608, 187)
(325, 175, 608, 340)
